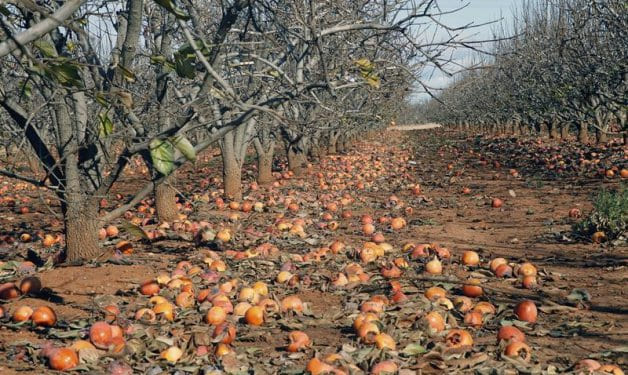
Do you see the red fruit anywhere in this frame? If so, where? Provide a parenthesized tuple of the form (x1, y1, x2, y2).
(19, 276, 42, 295)
(461, 279, 483, 298)
(497, 325, 525, 343)
(139, 280, 160, 296)
(491, 198, 503, 208)
(12, 306, 33, 322)
(463, 311, 483, 328)
(371, 360, 398, 374)
(461, 251, 480, 266)
(90, 321, 113, 349)
(514, 300, 537, 323)
(521, 275, 538, 289)
(0, 282, 20, 300)
(568, 208, 582, 218)
(32, 306, 57, 327)
(48, 348, 79, 371)
(504, 341, 531, 361)
(494, 264, 513, 278)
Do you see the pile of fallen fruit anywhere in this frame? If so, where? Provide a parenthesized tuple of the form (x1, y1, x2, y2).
(0, 130, 625, 374)
(469, 136, 627, 180)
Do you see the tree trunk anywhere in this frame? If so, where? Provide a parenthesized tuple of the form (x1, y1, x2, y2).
(308, 144, 319, 160)
(64, 199, 101, 262)
(512, 122, 520, 135)
(327, 135, 338, 154)
(539, 122, 549, 137)
(254, 140, 274, 186)
(287, 144, 306, 177)
(595, 128, 607, 144)
(257, 152, 273, 185)
(222, 147, 242, 201)
(318, 142, 327, 158)
(155, 174, 179, 222)
(560, 123, 570, 139)
(549, 121, 559, 139)
(336, 136, 346, 153)
(26, 150, 41, 174)
(578, 121, 589, 143)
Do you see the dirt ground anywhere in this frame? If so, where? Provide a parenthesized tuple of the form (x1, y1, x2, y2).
(0, 128, 626, 374)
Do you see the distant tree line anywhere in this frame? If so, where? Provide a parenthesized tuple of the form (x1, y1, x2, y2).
(419, 0, 627, 144)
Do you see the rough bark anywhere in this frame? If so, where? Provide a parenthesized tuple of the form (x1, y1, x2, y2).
(257, 152, 273, 185)
(490, 124, 498, 135)
(55, 88, 103, 262)
(539, 122, 549, 137)
(336, 136, 346, 153)
(65, 199, 101, 262)
(327, 135, 338, 154)
(223, 155, 242, 200)
(519, 123, 527, 135)
(578, 121, 589, 143)
(560, 123, 570, 139)
(549, 120, 559, 139)
(221, 132, 243, 201)
(218, 116, 255, 201)
(595, 128, 607, 144)
(512, 122, 520, 135)
(287, 144, 306, 177)
(155, 174, 179, 222)
(253, 137, 274, 185)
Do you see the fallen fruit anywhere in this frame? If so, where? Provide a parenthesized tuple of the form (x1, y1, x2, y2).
(287, 331, 311, 352)
(89, 321, 113, 349)
(48, 347, 79, 371)
(160, 346, 183, 363)
(12, 305, 33, 322)
(461, 250, 480, 266)
(32, 306, 57, 327)
(445, 329, 473, 347)
(514, 300, 538, 323)
(504, 341, 531, 361)
(245, 306, 264, 326)
(497, 325, 525, 343)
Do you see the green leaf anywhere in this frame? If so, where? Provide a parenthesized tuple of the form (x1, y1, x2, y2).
(98, 112, 114, 137)
(401, 343, 427, 356)
(33, 40, 57, 58)
(174, 52, 195, 79)
(171, 134, 196, 161)
(150, 138, 175, 176)
(0, 5, 12, 16)
(95, 92, 109, 106)
(46, 62, 83, 87)
(20, 81, 32, 98)
(153, 0, 190, 20)
(150, 55, 167, 65)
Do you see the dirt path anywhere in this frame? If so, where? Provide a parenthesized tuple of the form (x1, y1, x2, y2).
(0, 128, 626, 373)
(403, 130, 627, 366)
(389, 123, 442, 131)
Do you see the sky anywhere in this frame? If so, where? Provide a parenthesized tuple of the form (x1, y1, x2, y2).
(411, 0, 519, 102)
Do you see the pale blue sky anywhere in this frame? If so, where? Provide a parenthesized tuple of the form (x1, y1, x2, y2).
(412, 0, 519, 101)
